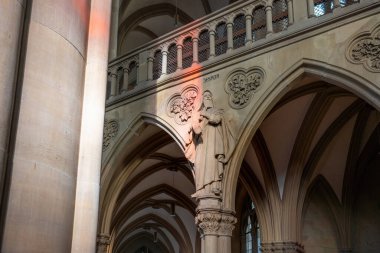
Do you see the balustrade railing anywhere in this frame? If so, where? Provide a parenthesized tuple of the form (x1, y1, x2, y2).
(107, 0, 362, 101)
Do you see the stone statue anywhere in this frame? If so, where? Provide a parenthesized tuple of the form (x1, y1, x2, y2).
(185, 90, 235, 197)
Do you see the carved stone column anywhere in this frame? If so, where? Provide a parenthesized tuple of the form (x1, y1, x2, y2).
(192, 37, 199, 64)
(147, 56, 154, 81)
(307, 0, 315, 17)
(96, 234, 111, 253)
(265, 5, 273, 35)
(177, 44, 183, 70)
(227, 22, 234, 52)
(245, 13, 253, 45)
(161, 50, 168, 75)
(109, 68, 118, 97)
(121, 64, 129, 93)
(196, 212, 220, 253)
(209, 30, 216, 59)
(287, 0, 294, 25)
(218, 213, 237, 253)
(261, 242, 304, 253)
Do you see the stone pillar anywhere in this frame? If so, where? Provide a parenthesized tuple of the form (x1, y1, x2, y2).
(287, 0, 294, 25)
(218, 213, 237, 253)
(177, 44, 183, 70)
(108, 0, 119, 60)
(261, 242, 304, 253)
(70, 0, 112, 252)
(109, 68, 118, 97)
(121, 64, 129, 93)
(0, 0, 25, 221)
(227, 22, 233, 52)
(209, 30, 216, 59)
(333, 0, 341, 9)
(1, 0, 91, 252)
(192, 37, 199, 64)
(307, 0, 315, 17)
(196, 212, 219, 253)
(96, 234, 111, 253)
(147, 56, 154, 81)
(245, 14, 253, 45)
(162, 50, 168, 75)
(265, 5, 274, 35)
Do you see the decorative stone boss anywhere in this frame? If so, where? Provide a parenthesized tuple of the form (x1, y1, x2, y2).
(167, 86, 236, 198)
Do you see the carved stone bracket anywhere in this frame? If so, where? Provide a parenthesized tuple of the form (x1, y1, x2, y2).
(261, 241, 304, 253)
(225, 68, 265, 109)
(346, 24, 380, 72)
(166, 85, 200, 125)
(195, 211, 237, 236)
(103, 119, 119, 151)
(96, 234, 111, 253)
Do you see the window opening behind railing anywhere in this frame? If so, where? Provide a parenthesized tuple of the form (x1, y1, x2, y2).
(198, 30, 210, 63)
(314, 0, 333, 16)
(182, 37, 193, 69)
(215, 22, 228, 56)
(153, 50, 162, 80)
(272, 0, 289, 33)
(252, 6, 266, 41)
(233, 14, 246, 49)
(167, 43, 177, 74)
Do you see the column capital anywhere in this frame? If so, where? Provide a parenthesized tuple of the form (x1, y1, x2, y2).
(261, 241, 304, 253)
(195, 210, 237, 236)
(96, 234, 111, 253)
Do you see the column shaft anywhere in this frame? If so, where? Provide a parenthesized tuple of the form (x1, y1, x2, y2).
(245, 15, 253, 45)
(266, 6, 273, 34)
(110, 71, 118, 97)
(122, 67, 129, 92)
(147, 57, 153, 80)
(307, 0, 315, 17)
(162, 51, 168, 75)
(287, 0, 294, 25)
(108, 0, 119, 59)
(70, 0, 112, 252)
(209, 31, 216, 59)
(177, 45, 183, 70)
(227, 23, 233, 51)
(193, 38, 199, 63)
(204, 235, 218, 253)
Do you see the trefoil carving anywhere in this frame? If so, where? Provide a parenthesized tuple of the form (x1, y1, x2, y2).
(347, 24, 380, 72)
(225, 68, 265, 109)
(167, 85, 199, 125)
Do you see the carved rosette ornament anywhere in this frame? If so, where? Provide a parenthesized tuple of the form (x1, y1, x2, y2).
(167, 85, 199, 125)
(346, 24, 380, 72)
(103, 119, 119, 151)
(225, 68, 265, 109)
(96, 234, 111, 253)
(261, 242, 304, 253)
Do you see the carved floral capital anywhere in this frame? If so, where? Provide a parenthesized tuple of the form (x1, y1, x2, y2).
(103, 119, 119, 152)
(346, 24, 380, 72)
(195, 212, 237, 236)
(225, 68, 265, 109)
(166, 85, 199, 125)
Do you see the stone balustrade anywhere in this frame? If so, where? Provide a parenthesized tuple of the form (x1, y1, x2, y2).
(106, 0, 361, 102)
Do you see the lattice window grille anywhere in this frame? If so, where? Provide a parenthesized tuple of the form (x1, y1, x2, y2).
(339, 0, 357, 7)
(153, 50, 162, 80)
(233, 14, 246, 49)
(252, 6, 266, 41)
(272, 0, 289, 33)
(182, 37, 193, 69)
(198, 30, 210, 63)
(167, 44, 177, 74)
(215, 23, 228, 56)
(128, 61, 137, 90)
(314, 0, 333, 17)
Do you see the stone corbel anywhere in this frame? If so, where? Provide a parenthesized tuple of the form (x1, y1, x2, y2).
(96, 234, 111, 253)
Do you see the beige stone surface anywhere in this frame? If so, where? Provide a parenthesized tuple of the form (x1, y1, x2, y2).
(1, 0, 89, 252)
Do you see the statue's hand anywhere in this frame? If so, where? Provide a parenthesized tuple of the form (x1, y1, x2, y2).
(217, 155, 227, 164)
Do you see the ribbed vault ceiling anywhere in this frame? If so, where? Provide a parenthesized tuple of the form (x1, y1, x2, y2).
(118, 0, 239, 54)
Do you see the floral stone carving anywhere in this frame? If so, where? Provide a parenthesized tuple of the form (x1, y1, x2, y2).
(225, 68, 265, 109)
(167, 85, 199, 125)
(103, 119, 119, 151)
(347, 24, 380, 72)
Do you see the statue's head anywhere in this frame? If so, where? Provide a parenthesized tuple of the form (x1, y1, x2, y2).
(203, 90, 213, 109)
